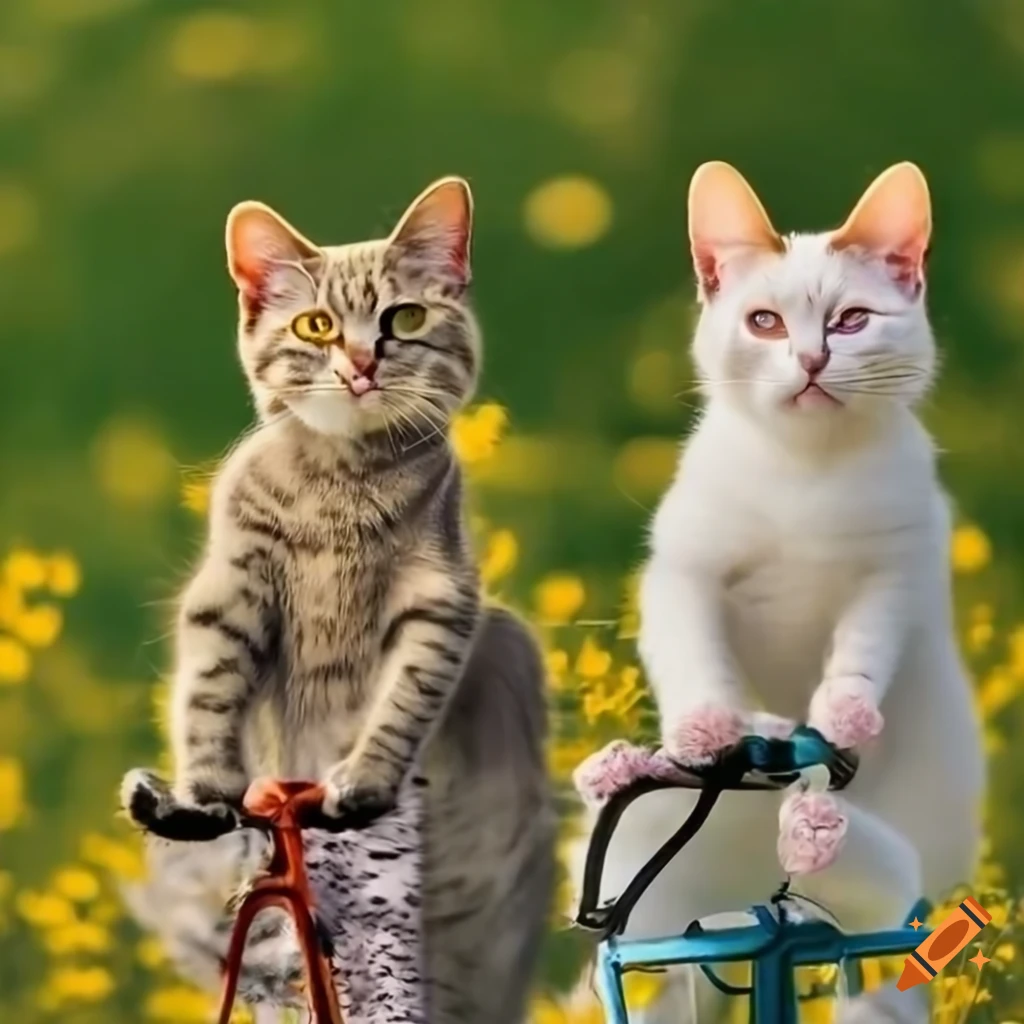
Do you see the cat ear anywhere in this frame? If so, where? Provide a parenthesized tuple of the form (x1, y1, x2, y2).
(388, 177, 473, 287)
(688, 161, 784, 297)
(226, 201, 320, 308)
(830, 163, 931, 296)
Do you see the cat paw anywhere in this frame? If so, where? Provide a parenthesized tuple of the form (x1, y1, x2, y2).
(319, 771, 398, 832)
(665, 704, 744, 766)
(120, 768, 241, 841)
(808, 675, 884, 749)
(777, 791, 848, 875)
(573, 741, 684, 806)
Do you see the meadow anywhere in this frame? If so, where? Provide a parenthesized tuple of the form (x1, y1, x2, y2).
(4, 0, 1024, 1020)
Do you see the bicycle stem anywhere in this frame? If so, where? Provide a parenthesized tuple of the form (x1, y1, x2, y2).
(218, 780, 344, 1024)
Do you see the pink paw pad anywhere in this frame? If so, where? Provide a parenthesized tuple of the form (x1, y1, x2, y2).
(573, 741, 682, 807)
(809, 676, 884, 749)
(778, 791, 848, 875)
(667, 705, 744, 766)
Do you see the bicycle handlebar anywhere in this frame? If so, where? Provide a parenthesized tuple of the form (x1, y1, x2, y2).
(574, 726, 857, 938)
(123, 770, 332, 842)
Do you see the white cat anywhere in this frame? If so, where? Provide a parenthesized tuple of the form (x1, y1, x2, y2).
(569, 163, 984, 1023)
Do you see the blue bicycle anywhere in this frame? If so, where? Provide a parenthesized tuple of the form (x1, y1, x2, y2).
(573, 726, 930, 1023)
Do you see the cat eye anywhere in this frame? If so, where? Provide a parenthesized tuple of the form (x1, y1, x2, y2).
(380, 303, 428, 339)
(291, 310, 338, 344)
(830, 307, 871, 334)
(746, 309, 787, 339)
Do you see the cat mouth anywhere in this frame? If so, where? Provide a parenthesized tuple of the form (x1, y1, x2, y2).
(790, 382, 841, 408)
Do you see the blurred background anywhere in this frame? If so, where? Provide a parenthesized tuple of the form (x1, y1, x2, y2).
(2, 0, 1024, 1020)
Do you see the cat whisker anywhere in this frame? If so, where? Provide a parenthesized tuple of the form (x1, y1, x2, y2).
(385, 395, 450, 452)
(377, 393, 446, 447)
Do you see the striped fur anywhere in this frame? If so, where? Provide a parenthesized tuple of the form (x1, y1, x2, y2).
(129, 180, 556, 1022)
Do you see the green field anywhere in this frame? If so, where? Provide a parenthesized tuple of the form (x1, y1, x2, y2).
(2, 0, 1024, 1020)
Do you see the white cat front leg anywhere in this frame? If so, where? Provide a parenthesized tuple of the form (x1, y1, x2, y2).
(639, 561, 747, 765)
(808, 569, 910, 749)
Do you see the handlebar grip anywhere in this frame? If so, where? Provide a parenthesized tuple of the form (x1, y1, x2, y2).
(121, 769, 243, 842)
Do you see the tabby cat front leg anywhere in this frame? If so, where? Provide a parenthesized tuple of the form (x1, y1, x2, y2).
(168, 538, 278, 810)
(321, 558, 481, 827)
(124, 536, 278, 838)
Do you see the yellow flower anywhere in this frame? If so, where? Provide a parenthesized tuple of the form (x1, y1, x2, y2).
(43, 921, 111, 955)
(0, 582, 22, 627)
(546, 649, 569, 687)
(523, 176, 613, 249)
(168, 11, 260, 83)
(619, 665, 641, 693)
(1008, 626, 1024, 678)
(989, 901, 1010, 928)
(0, 634, 30, 684)
(39, 965, 114, 1005)
(622, 972, 663, 1009)
(15, 890, 76, 928)
(13, 602, 63, 647)
(145, 984, 217, 1021)
(80, 832, 145, 880)
(547, 736, 598, 781)
(91, 416, 176, 505)
(535, 575, 585, 624)
(0, 635, 31, 684)
(951, 524, 991, 573)
(530, 976, 661, 1024)
(996, 941, 1015, 961)
(575, 636, 612, 679)
(860, 956, 884, 992)
(481, 529, 518, 584)
(46, 552, 81, 596)
(452, 403, 508, 464)
(3, 548, 46, 589)
(968, 619, 994, 652)
(53, 866, 100, 903)
(0, 758, 25, 830)
(799, 996, 835, 1024)
(978, 668, 1020, 719)
(137, 935, 166, 969)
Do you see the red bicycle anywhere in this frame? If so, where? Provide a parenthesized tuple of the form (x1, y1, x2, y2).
(126, 776, 344, 1024)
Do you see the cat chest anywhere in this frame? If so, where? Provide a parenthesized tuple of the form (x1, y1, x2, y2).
(724, 556, 856, 698)
(726, 554, 854, 624)
(273, 540, 394, 702)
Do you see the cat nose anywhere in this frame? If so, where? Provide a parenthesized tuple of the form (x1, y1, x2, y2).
(333, 348, 378, 396)
(344, 344, 377, 378)
(798, 345, 830, 377)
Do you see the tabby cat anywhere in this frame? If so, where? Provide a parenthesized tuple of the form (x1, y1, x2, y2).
(121, 178, 556, 1023)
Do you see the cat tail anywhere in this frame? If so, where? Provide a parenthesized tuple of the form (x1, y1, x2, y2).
(120, 829, 306, 1007)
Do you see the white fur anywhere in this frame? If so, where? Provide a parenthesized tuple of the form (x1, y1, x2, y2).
(569, 227, 984, 1023)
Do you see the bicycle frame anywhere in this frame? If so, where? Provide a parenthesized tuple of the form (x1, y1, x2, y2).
(595, 898, 930, 1024)
(217, 779, 343, 1024)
